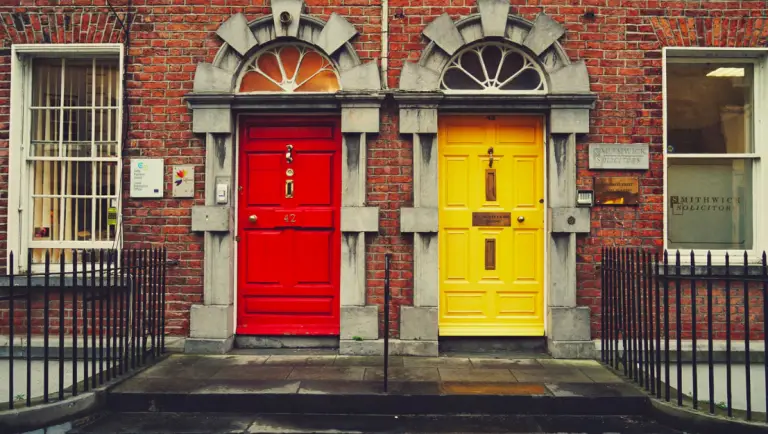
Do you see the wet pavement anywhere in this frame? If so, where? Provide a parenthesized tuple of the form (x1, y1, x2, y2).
(57, 354, 697, 432)
(117, 354, 626, 390)
(68, 412, 685, 433)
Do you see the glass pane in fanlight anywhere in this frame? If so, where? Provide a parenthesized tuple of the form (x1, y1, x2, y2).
(459, 49, 485, 82)
(256, 51, 282, 82)
(481, 45, 503, 81)
(240, 71, 283, 92)
(442, 68, 483, 90)
(281, 46, 301, 80)
(500, 68, 541, 91)
(295, 70, 340, 92)
(667, 158, 753, 250)
(497, 51, 525, 83)
(295, 50, 325, 85)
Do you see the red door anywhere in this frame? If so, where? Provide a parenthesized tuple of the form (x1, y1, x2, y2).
(237, 117, 341, 335)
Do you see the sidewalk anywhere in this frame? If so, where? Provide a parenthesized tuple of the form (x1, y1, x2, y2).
(107, 354, 648, 415)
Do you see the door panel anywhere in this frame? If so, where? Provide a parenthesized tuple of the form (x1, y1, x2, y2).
(438, 115, 545, 336)
(238, 117, 341, 335)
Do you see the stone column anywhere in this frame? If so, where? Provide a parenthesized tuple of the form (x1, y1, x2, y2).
(338, 102, 383, 355)
(187, 106, 236, 353)
(546, 108, 594, 359)
(398, 105, 440, 357)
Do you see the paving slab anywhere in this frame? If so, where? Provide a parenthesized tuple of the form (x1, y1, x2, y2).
(111, 376, 209, 394)
(441, 382, 549, 396)
(297, 380, 383, 395)
(265, 355, 337, 366)
(287, 367, 366, 381)
(579, 365, 624, 383)
(210, 366, 292, 381)
(544, 382, 646, 398)
(333, 356, 404, 367)
(511, 367, 593, 383)
(539, 359, 601, 368)
(438, 368, 517, 383)
(403, 357, 472, 368)
(191, 380, 301, 394)
(469, 357, 543, 369)
(363, 367, 440, 382)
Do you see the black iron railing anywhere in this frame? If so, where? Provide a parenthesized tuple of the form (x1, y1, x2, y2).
(601, 247, 768, 422)
(1, 248, 167, 410)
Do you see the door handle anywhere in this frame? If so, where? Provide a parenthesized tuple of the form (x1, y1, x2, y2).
(249, 215, 257, 223)
(517, 215, 525, 223)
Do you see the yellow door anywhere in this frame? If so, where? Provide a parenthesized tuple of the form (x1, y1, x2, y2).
(438, 115, 545, 336)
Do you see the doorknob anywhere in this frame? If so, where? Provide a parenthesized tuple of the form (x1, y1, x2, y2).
(517, 216, 525, 223)
(249, 215, 257, 223)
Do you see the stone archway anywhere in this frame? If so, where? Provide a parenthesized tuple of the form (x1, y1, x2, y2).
(395, 0, 597, 358)
(185, 1, 383, 353)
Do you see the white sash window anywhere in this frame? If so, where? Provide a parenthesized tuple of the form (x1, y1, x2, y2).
(8, 44, 124, 272)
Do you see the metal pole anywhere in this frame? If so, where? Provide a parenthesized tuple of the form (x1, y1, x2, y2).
(384, 253, 391, 393)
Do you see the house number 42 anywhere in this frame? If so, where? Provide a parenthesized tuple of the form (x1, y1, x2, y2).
(284, 214, 296, 223)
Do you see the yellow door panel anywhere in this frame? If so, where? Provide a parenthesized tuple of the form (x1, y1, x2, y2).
(439, 115, 545, 336)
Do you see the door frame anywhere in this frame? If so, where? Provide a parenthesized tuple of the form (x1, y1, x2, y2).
(231, 110, 382, 344)
(234, 114, 344, 336)
(435, 113, 549, 336)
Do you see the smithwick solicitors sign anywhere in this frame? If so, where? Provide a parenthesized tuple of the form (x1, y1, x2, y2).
(589, 144, 649, 170)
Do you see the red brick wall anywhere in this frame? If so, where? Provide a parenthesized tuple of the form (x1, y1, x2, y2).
(0, 0, 767, 340)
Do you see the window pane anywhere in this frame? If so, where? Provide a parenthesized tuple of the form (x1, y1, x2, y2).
(30, 160, 118, 244)
(27, 55, 121, 265)
(666, 62, 753, 154)
(667, 158, 752, 250)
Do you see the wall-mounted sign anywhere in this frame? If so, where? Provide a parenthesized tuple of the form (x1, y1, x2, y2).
(472, 212, 511, 227)
(589, 144, 649, 170)
(130, 159, 164, 198)
(594, 177, 639, 205)
(172, 165, 195, 198)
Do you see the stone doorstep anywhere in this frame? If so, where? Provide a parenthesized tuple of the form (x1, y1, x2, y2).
(106, 380, 649, 416)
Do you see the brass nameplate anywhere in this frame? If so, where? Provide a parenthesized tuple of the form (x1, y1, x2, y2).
(485, 169, 496, 201)
(485, 239, 496, 270)
(472, 212, 511, 227)
(594, 176, 639, 205)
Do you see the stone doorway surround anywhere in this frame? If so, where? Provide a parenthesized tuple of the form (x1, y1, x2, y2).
(395, 0, 598, 358)
(184, 1, 383, 353)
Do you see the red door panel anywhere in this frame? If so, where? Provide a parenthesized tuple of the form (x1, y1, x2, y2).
(238, 117, 341, 335)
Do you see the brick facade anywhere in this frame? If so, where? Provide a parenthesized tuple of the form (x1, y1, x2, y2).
(1, 0, 767, 342)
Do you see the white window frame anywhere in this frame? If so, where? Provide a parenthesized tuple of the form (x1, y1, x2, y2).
(662, 47, 768, 264)
(7, 44, 124, 273)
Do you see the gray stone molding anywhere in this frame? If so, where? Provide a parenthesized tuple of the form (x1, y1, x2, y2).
(191, 206, 230, 232)
(477, 0, 510, 37)
(423, 14, 465, 57)
(216, 13, 259, 57)
(394, 4, 597, 358)
(185, 1, 383, 354)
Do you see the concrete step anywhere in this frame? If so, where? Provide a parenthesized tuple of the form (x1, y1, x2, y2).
(106, 379, 650, 416)
(69, 412, 684, 433)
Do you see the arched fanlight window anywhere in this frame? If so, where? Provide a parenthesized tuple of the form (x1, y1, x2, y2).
(440, 43, 547, 93)
(239, 43, 340, 93)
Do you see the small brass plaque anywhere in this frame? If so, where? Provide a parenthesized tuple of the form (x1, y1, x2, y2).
(485, 239, 496, 270)
(594, 176, 639, 205)
(472, 212, 511, 227)
(485, 169, 497, 201)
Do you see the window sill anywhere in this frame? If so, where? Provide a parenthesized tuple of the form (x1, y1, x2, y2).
(655, 264, 766, 278)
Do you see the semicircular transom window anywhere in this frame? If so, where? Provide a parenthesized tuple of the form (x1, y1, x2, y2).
(441, 43, 546, 93)
(239, 43, 340, 93)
